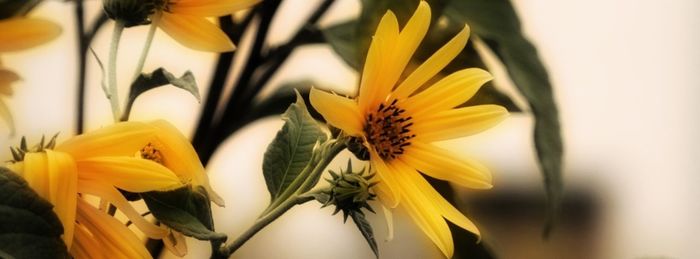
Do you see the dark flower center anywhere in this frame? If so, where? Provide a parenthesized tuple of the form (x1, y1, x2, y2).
(364, 99, 415, 160)
(140, 143, 164, 164)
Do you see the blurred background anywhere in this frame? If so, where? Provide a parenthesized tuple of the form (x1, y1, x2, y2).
(2, 0, 699, 258)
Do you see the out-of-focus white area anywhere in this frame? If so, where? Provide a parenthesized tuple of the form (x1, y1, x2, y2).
(1, 0, 698, 258)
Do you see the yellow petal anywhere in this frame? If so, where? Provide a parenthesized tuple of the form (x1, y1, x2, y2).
(76, 199, 152, 259)
(169, 0, 260, 17)
(392, 25, 470, 99)
(401, 162, 481, 237)
(392, 160, 454, 258)
(22, 152, 49, 198)
(72, 224, 108, 259)
(384, 1, 431, 95)
(46, 150, 78, 249)
(400, 141, 492, 189)
(76, 156, 183, 192)
(358, 11, 398, 112)
(404, 68, 492, 117)
(309, 88, 363, 136)
(78, 180, 168, 239)
(412, 104, 508, 142)
(148, 120, 224, 206)
(370, 149, 401, 208)
(0, 68, 20, 95)
(158, 12, 234, 52)
(0, 18, 61, 52)
(56, 121, 157, 160)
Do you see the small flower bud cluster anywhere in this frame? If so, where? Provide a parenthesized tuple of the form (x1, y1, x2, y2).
(318, 160, 377, 221)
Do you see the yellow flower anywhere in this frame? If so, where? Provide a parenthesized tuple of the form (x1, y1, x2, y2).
(309, 2, 508, 257)
(7, 120, 222, 258)
(155, 0, 261, 52)
(0, 17, 61, 133)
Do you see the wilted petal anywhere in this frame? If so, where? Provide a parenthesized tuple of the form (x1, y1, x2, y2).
(78, 179, 168, 239)
(148, 120, 224, 206)
(56, 121, 156, 160)
(76, 199, 152, 259)
(45, 150, 78, 249)
(76, 156, 183, 193)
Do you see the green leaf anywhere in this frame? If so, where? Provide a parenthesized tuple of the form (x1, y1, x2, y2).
(262, 92, 327, 203)
(0, 0, 42, 19)
(123, 67, 200, 120)
(322, 20, 361, 69)
(349, 210, 378, 258)
(0, 167, 69, 258)
(141, 186, 226, 241)
(446, 0, 563, 237)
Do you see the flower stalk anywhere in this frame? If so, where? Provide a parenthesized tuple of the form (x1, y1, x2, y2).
(107, 20, 125, 122)
(216, 136, 348, 257)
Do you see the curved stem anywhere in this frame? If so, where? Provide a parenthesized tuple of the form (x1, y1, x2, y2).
(217, 138, 347, 257)
(107, 21, 125, 122)
(216, 195, 313, 257)
(131, 13, 160, 82)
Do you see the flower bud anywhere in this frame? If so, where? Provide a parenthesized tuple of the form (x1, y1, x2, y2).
(319, 160, 377, 221)
(103, 0, 164, 27)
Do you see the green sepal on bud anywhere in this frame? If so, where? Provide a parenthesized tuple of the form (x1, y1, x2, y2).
(313, 159, 380, 258)
(317, 159, 377, 221)
(103, 0, 165, 27)
(8, 133, 59, 163)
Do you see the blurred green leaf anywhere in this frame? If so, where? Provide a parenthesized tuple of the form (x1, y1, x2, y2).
(446, 0, 563, 236)
(0, 167, 69, 259)
(0, 0, 42, 19)
(262, 92, 327, 203)
(142, 186, 226, 242)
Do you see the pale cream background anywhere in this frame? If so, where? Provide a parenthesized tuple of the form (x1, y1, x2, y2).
(1, 0, 698, 258)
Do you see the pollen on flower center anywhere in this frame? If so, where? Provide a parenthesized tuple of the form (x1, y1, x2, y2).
(140, 143, 164, 164)
(364, 99, 415, 160)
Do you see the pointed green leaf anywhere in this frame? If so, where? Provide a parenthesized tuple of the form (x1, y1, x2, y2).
(123, 67, 200, 120)
(446, 0, 563, 237)
(262, 92, 327, 203)
(141, 186, 226, 242)
(349, 210, 378, 258)
(129, 68, 200, 102)
(0, 167, 69, 258)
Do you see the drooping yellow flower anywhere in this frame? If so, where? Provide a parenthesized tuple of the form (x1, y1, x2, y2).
(7, 120, 222, 258)
(154, 0, 260, 52)
(0, 17, 61, 133)
(309, 2, 508, 257)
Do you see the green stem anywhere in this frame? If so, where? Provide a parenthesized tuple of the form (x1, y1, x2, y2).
(217, 138, 347, 257)
(107, 20, 125, 122)
(119, 14, 161, 122)
(131, 12, 160, 82)
(216, 195, 313, 257)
